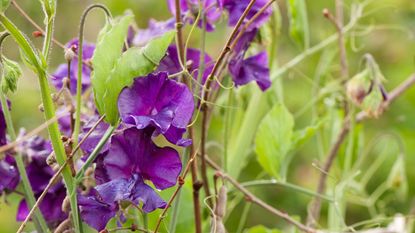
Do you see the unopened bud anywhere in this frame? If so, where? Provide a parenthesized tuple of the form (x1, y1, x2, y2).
(346, 70, 371, 105)
(61, 196, 71, 213)
(32, 31, 43, 38)
(322, 8, 330, 18)
(46, 152, 56, 166)
(215, 185, 228, 218)
(1, 57, 22, 94)
(64, 48, 76, 62)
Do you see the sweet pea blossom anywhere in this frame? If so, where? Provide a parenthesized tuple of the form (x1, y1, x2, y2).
(100, 127, 182, 190)
(167, 0, 223, 31)
(228, 29, 271, 91)
(133, 18, 175, 47)
(0, 107, 19, 193)
(158, 45, 214, 85)
(223, 0, 273, 30)
(16, 136, 67, 225)
(118, 72, 194, 146)
(51, 39, 95, 94)
(79, 174, 166, 231)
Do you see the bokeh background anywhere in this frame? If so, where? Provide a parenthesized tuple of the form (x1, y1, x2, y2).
(1, 0, 415, 232)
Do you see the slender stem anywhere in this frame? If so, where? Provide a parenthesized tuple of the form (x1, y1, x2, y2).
(307, 73, 415, 227)
(198, 0, 259, 214)
(75, 125, 115, 182)
(335, 0, 348, 79)
(205, 156, 317, 233)
(73, 4, 111, 150)
(16, 115, 105, 233)
(41, 0, 56, 60)
(153, 142, 201, 232)
(239, 180, 334, 202)
(0, 36, 49, 232)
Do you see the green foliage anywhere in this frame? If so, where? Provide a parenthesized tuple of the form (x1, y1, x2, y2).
(91, 14, 134, 114)
(386, 156, 408, 198)
(245, 225, 282, 233)
(1, 56, 21, 94)
(255, 103, 320, 179)
(0, 0, 10, 13)
(103, 31, 174, 125)
(288, 0, 309, 49)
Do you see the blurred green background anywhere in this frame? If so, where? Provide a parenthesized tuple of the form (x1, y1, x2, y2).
(1, 0, 415, 232)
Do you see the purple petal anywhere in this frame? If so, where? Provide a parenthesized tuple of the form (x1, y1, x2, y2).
(223, 0, 272, 30)
(51, 38, 95, 94)
(0, 156, 19, 193)
(104, 127, 182, 190)
(133, 18, 175, 47)
(118, 72, 194, 146)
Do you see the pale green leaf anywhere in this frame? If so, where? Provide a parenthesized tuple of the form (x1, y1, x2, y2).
(0, 0, 10, 12)
(292, 121, 322, 149)
(255, 103, 294, 179)
(288, 0, 309, 49)
(91, 14, 134, 114)
(103, 31, 174, 125)
(245, 225, 282, 233)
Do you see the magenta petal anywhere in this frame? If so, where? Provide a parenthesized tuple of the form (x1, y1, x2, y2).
(223, 0, 272, 30)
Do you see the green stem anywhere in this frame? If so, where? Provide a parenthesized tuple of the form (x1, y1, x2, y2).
(236, 202, 252, 233)
(238, 179, 334, 202)
(75, 125, 115, 182)
(73, 4, 111, 149)
(41, 0, 56, 60)
(0, 14, 81, 233)
(0, 93, 49, 232)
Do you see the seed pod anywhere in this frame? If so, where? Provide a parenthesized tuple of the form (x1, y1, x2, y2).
(215, 185, 228, 218)
(53, 218, 72, 233)
(61, 196, 71, 213)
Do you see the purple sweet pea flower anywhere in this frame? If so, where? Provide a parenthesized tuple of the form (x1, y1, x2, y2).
(228, 29, 271, 91)
(51, 39, 95, 94)
(118, 72, 194, 147)
(102, 127, 182, 190)
(16, 136, 67, 225)
(0, 106, 19, 193)
(133, 18, 175, 47)
(0, 155, 19, 193)
(167, 0, 223, 31)
(223, 0, 273, 30)
(158, 45, 213, 85)
(79, 174, 166, 231)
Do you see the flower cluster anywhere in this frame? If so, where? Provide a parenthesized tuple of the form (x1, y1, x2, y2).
(0, 0, 274, 231)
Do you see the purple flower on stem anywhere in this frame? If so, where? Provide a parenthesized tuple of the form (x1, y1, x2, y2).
(118, 72, 194, 147)
(79, 174, 166, 231)
(0, 107, 19, 193)
(133, 18, 175, 47)
(101, 127, 182, 190)
(223, 0, 273, 30)
(51, 39, 95, 94)
(158, 45, 213, 85)
(228, 29, 271, 91)
(0, 155, 19, 193)
(16, 136, 67, 225)
(167, 0, 223, 31)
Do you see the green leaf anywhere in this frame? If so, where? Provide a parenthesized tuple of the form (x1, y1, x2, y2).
(255, 103, 294, 179)
(245, 225, 282, 233)
(1, 56, 22, 93)
(292, 121, 322, 149)
(103, 31, 174, 125)
(0, 0, 10, 13)
(91, 14, 134, 114)
(288, 0, 309, 49)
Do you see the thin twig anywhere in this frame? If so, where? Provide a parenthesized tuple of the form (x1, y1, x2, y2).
(153, 142, 201, 233)
(307, 74, 415, 227)
(205, 155, 317, 233)
(16, 115, 105, 233)
(198, 0, 259, 214)
(0, 108, 68, 154)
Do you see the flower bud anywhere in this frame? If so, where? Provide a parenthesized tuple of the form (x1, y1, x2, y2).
(346, 69, 371, 105)
(64, 47, 76, 62)
(1, 57, 22, 94)
(361, 84, 385, 118)
(387, 156, 408, 198)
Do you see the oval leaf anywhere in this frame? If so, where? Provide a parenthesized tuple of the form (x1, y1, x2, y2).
(103, 31, 175, 125)
(255, 103, 294, 179)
